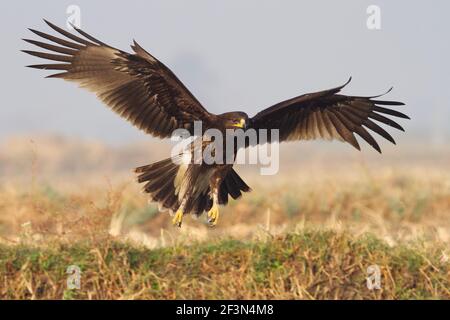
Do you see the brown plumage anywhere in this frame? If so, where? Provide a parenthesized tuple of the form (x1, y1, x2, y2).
(250, 78, 408, 153)
(23, 20, 409, 227)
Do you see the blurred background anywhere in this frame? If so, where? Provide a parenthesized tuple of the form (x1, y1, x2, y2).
(1, 0, 449, 144)
(0, 1, 449, 247)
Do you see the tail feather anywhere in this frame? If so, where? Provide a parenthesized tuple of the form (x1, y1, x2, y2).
(153, 176, 177, 203)
(142, 164, 178, 193)
(225, 175, 242, 199)
(135, 157, 251, 215)
(218, 169, 251, 205)
(230, 169, 251, 193)
(135, 157, 173, 174)
(135, 158, 181, 212)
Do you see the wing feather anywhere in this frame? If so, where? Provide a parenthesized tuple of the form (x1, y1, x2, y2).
(353, 126, 381, 153)
(250, 78, 408, 152)
(328, 109, 361, 150)
(363, 119, 396, 144)
(23, 20, 214, 138)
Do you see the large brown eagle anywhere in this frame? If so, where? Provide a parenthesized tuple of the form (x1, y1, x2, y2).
(23, 20, 409, 227)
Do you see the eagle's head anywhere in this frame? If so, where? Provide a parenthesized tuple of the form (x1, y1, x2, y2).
(220, 111, 249, 130)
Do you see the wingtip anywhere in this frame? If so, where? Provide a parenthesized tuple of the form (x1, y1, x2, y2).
(378, 86, 393, 97)
(344, 76, 352, 86)
(43, 19, 59, 30)
(131, 39, 137, 49)
(336, 76, 352, 92)
(372, 143, 382, 154)
(368, 86, 398, 99)
(68, 21, 79, 31)
(336, 76, 352, 90)
(27, 28, 41, 37)
(43, 19, 58, 31)
(22, 38, 35, 45)
(131, 39, 141, 50)
(45, 74, 64, 79)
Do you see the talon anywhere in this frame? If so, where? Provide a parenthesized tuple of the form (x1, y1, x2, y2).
(207, 205, 219, 226)
(172, 209, 183, 228)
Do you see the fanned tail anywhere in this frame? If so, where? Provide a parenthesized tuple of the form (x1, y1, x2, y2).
(135, 157, 251, 216)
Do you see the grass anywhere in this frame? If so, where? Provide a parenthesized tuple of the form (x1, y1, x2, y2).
(1, 136, 450, 299)
(1, 230, 449, 299)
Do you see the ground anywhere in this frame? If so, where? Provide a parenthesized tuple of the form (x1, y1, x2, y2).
(0, 136, 449, 299)
(1, 230, 449, 299)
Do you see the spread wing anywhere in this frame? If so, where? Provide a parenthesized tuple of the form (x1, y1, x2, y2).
(22, 20, 214, 138)
(249, 78, 409, 153)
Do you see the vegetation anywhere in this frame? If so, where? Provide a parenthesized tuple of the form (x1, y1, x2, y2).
(1, 136, 449, 299)
(1, 230, 449, 299)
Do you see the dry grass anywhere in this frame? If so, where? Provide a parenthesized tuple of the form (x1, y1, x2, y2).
(0, 135, 449, 299)
(1, 164, 449, 247)
(1, 231, 449, 299)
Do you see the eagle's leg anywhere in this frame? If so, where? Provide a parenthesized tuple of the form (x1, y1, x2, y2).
(207, 180, 220, 226)
(207, 196, 219, 226)
(172, 210, 183, 227)
(172, 201, 186, 228)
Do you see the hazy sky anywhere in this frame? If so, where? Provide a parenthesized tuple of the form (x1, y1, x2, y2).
(1, 0, 449, 145)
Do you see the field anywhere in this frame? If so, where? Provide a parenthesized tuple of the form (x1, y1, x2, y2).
(1, 135, 449, 299)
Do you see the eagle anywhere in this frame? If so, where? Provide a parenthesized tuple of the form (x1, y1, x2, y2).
(23, 20, 409, 227)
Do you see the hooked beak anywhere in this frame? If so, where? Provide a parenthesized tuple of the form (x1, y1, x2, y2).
(233, 118, 246, 129)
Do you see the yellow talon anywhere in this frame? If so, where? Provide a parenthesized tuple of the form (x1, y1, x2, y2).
(207, 205, 219, 226)
(172, 209, 183, 227)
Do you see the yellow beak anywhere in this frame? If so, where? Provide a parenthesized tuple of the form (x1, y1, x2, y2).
(233, 118, 246, 128)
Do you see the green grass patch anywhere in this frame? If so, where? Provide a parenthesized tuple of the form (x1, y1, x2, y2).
(0, 230, 448, 299)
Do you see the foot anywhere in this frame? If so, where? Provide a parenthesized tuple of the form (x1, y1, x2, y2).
(172, 209, 183, 227)
(207, 204, 219, 226)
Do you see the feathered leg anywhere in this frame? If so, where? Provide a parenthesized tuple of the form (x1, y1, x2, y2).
(207, 191, 219, 226)
(172, 200, 186, 228)
(207, 175, 221, 226)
